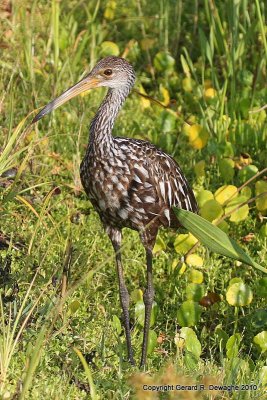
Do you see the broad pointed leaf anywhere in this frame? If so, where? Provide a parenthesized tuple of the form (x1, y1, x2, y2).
(173, 208, 267, 274)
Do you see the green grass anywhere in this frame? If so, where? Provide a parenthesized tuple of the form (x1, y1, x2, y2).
(0, 0, 267, 399)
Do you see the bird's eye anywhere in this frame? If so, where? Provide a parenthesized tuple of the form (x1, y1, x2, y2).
(103, 69, 113, 76)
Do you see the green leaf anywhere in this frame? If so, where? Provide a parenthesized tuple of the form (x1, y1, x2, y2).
(153, 52, 175, 74)
(215, 326, 229, 349)
(186, 254, 204, 267)
(226, 282, 253, 306)
(69, 300, 80, 314)
(219, 158, 235, 182)
(217, 220, 229, 233)
(223, 141, 235, 157)
(174, 233, 198, 254)
(147, 329, 158, 355)
(190, 269, 203, 284)
(214, 185, 238, 205)
(184, 124, 209, 150)
(186, 283, 205, 301)
(153, 235, 166, 253)
(259, 224, 267, 238)
(226, 333, 241, 359)
(200, 199, 223, 222)
(229, 204, 249, 223)
(100, 41, 120, 56)
(259, 366, 267, 386)
(255, 181, 267, 211)
(135, 301, 158, 328)
(238, 165, 258, 184)
(253, 331, 267, 352)
(176, 326, 202, 370)
(229, 277, 243, 286)
(130, 288, 143, 303)
(182, 77, 193, 92)
(194, 160, 205, 178)
(180, 54, 190, 76)
(175, 327, 202, 358)
(104, 0, 117, 20)
(184, 351, 199, 370)
(196, 189, 214, 208)
(240, 186, 251, 201)
(177, 300, 202, 327)
(160, 110, 176, 132)
(225, 196, 249, 223)
(173, 208, 267, 274)
(112, 315, 122, 335)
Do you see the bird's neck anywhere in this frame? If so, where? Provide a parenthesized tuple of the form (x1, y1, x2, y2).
(89, 87, 130, 151)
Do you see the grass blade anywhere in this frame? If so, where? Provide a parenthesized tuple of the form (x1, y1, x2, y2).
(174, 208, 267, 274)
(73, 347, 99, 400)
(19, 324, 47, 400)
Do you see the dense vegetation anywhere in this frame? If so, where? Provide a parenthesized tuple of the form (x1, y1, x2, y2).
(0, 0, 266, 399)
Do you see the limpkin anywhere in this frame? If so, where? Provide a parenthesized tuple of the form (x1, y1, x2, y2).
(32, 56, 198, 367)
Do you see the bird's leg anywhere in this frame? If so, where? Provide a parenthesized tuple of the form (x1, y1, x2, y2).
(109, 229, 135, 366)
(140, 248, 155, 368)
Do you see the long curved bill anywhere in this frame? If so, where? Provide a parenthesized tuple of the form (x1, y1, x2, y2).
(32, 74, 100, 123)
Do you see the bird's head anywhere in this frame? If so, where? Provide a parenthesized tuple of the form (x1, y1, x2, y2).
(32, 56, 136, 123)
(90, 56, 136, 89)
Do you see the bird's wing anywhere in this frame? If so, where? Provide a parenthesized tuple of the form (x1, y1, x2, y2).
(152, 149, 198, 213)
(115, 138, 198, 221)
